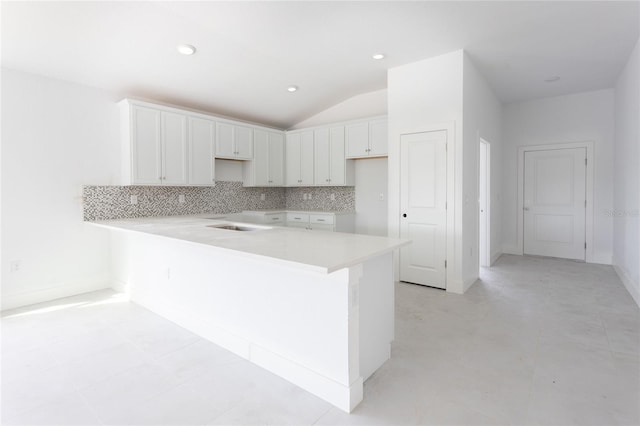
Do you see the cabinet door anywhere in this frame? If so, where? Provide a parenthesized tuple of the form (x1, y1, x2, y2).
(285, 133, 302, 186)
(369, 119, 388, 156)
(189, 117, 216, 185)
(235, 126, 254, 159)
(329, 126, 346, 185)
(215, 122, 236, 158)
(314, 128, 330, 185)
(252, 130, 270, 186)
(131, 105, 162, 184)
(300, 131, 315, 185)
(345, 122, 369, 158)
(161, 111, 188, 185)
(268, 132, 284, 186)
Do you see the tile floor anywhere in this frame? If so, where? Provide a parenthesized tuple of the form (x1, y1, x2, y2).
(1, 255, 639, 425)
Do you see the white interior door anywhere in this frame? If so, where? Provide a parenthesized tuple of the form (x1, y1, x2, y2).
(400, 131, 447, 289)
(524, 148, 586, 260)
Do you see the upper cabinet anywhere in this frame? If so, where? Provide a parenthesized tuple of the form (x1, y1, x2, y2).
(243, 129, 284, 187)
(285, 131, 314, 186)
(345, 118, 388, 159)
(215, 122, 254, 160)
(314, 126, 354, 186)
(188, 116, 216, 186)
(120, 101, 188, 186)
(119, 98, 386, 188)
(119, 99, 277, 186)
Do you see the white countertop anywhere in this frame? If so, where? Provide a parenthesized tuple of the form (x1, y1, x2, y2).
(90, 214, 409, 274)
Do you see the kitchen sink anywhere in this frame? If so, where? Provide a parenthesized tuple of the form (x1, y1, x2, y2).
(206, 223, 269, 232)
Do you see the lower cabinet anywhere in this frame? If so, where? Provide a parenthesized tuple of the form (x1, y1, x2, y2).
(286, 212, 354, 232)
(242, 211, 285, 226)
(241, 211, 354, 233)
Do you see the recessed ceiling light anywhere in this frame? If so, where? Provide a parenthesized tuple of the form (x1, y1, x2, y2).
(287, 86, 298, 92)
(372, 53, 385, 60)
(177, 44, 196, 55)
(544, 76, 560, 83)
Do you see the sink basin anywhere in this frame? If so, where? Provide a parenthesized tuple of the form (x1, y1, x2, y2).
(206, 223, 269, 232)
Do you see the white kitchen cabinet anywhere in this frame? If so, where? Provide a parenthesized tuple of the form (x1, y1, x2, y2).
(244, 129, 284, 187)
(242, 211, 285, 225)
(345, 118, 388, 159)
(188, 116, 216, 185)
(285, 131, 314, 186)
(215, 122, 254, 160)
(120, 101, 187, 185)
(283, 211, 355, 232)
(161, 111, 189, 185)
(314, 126, 354, 186)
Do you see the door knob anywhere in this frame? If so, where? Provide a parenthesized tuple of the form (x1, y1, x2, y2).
(402, 213, 407, 218)
(523, 207, 530, 211)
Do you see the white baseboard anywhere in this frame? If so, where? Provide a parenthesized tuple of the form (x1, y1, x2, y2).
(501, 245, 521, 255)
(463, 276, 478, 292)
(590, 252, 612, 265)
(132, 295, 362, 412)
(613, 261, 640, 309)
(1, 278, 111, 311)
(490, 251, 502, 266)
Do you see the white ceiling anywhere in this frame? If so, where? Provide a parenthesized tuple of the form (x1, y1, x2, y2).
(2, 1, 638, 129)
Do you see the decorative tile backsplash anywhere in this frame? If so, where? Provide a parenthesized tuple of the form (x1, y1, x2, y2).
(285, 187, 355, 211)
(83, 182, 355, 221)
(83, 182, 284, 221)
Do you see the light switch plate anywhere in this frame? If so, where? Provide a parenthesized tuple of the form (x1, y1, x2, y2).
(130, 195, 138, 205)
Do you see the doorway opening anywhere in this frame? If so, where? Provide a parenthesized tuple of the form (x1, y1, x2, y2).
(479, 139, 491, 270)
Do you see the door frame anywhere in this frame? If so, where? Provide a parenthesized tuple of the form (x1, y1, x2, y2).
(516, 141, 594, 262)
(478, 138, 491, 268)
(396, 122, 455, 290)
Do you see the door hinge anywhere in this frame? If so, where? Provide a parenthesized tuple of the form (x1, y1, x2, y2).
(585, 242, 587, 249)
(585, 158, 587, 166)
(444, 260, 447, 268)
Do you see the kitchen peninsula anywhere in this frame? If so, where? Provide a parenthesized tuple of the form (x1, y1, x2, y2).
(92, 214, 409, 412)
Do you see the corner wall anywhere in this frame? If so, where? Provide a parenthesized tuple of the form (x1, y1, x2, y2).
(462, 54, 503, 287)
(1, 68, 120, 310)
(613, 37, 640, 307)
(388, 50, 465, 292)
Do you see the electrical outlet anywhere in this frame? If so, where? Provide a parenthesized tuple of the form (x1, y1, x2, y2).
(10, 260, 21, 273)
(330, 193, 336, 201)
(130, 195, 138, 205)
(178, 194, 185, 203)
(260, 193, 265, 201)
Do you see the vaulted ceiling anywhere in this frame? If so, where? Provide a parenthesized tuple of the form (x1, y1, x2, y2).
(2, 1, 638, 129)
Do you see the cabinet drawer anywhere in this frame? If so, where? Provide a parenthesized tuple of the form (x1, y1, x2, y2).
(265, 213, 284, 223)
(310, 214, 334, 225)
(286, 213, 309, 223)
(310, 223, 334, 232)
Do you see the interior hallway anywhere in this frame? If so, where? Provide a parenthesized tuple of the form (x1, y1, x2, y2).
(2, 255, 638, 425)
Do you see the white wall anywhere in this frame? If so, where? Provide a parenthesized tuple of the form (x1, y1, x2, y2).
(290, 90, 387, 130)
(388, 50, 465, 292)
(462, 54, 503, 286)
(1, 68, 120, 310)
(354, 158, 388, 236)
(613, 37, 640, 307)
(501, 89, 615, 264)
(215, 159, 243, 182)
